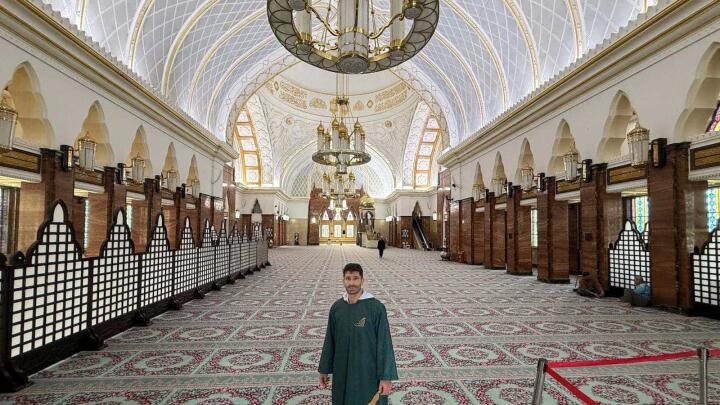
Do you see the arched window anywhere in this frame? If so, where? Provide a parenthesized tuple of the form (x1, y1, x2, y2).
(322, 211, 330, 221)
(234, 108, 262, 186)
(347, 211, 354, 221)
(413, 116, 441, 189)
(334, 210, 342, 221)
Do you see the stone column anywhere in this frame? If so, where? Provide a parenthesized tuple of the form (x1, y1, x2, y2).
(471, 200, 485, 265)
(537, 177, 570, 282)
(460, 198, 473, 263)
(648, 141, 707, 311)
(18, 148, 75, 252)
(87, 167, 127, 256)
(507, 186, 532, 275)
(484, 192, 496, 268)
(580, 164, 622, 290)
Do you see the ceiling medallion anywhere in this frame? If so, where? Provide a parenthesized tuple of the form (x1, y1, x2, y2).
(268, 0, 439, 74)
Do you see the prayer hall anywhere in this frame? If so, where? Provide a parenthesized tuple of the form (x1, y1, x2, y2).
(0, 0, 718, 403)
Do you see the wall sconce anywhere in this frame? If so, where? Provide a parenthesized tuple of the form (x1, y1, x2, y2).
(627, 122, 650, 167)
(163, 169, 179, 191)
(59, 145, 74, 172)
(563, 143, 579, 182)
(116, 163, 127, 184)
(234, 210, 241, 219)
(385, 215, 394, 222)
(187, 178, 200, 197)
(650, 138, 667, 168)
(432, 211, 437, 221)
(520, 166, 535, 191)
(0, 95, 18, 151)
(77, 134, 96, 171)
(282, 214, 290, 221)
(491, 177, 505, 196)
(472, 184, 484, 201)
(311, 216, 317, 224)
(127, 154, 145, 183)
(580, 159, 593, 183)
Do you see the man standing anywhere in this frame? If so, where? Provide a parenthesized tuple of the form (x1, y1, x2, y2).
(377, 236, 386, 259)
(319, 263, 398, 404)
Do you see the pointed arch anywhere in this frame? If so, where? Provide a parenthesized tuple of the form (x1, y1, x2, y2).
(127, 125, 153, 176)
(4, 62, 54, 147)
(492, 152, 507, 181)
(514, 138, 536, 184)
(75, 101, 114, 167)
(548, 119, 580, 177)
(162, 142, 179, 176)
(674, 43, 720, 141)
(598, 91, 639, 161)
(187, 154, 200, 188)
(473, 161, 485, 188)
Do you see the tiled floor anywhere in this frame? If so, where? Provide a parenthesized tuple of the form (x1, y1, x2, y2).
(1, 245, 719, 404)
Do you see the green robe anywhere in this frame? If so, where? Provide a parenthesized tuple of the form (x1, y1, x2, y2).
(319, 296, 398, 405)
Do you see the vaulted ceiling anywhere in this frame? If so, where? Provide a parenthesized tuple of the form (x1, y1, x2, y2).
(41, 0, 656, 194)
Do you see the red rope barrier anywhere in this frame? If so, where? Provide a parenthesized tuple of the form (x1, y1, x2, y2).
(547, 350, 697, 369)
(541, 347, 719, 404)
(545, 367, 597, 405)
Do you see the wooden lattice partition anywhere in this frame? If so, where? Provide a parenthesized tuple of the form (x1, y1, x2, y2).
(609, 220, 650, 290)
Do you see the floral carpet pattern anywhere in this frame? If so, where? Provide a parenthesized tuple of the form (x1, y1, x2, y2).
(1, 245, 719, 404)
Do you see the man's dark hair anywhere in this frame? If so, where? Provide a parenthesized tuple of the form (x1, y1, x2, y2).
(343, 263, 363, 278)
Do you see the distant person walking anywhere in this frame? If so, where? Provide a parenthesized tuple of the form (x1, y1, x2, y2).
(377, 236, 386, 258)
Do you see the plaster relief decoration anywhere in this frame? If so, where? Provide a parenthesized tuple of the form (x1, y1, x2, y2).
(374, 82, 408, 114)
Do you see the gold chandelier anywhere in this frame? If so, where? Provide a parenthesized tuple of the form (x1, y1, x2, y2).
(313, 74, 371, 173)
(268, 0, 439, 74)
(321, 170, 358, 202)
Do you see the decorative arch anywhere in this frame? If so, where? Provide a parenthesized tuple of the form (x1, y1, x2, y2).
(598, 91, 639, 161)
(413, 115, 443, 189)
(675, 43, 720, 141)
(4, 62, 54, 147)
(492, 152, 507, 182)
(514, 138, 536, 184)
(127, 125, 153, 176)
(548, 119, 580, 177)
(473, 161, 485, 189)
(75, 101, 114, 166)
(162, 142, 179, 176)
(187, 155, 200, 186)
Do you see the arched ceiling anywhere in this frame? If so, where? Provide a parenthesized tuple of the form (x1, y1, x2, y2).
(45, 0, 653, 140)
(42, 0, 656, 196)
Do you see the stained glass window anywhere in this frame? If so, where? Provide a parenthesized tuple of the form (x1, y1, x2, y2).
(706, 188, 720, 230)
(629, 196, 649, 232)
(707, 101, 720, 132)
(413, 114, 441, 189)
(530, 208, 538, 248)
(235, 108, 262, 186)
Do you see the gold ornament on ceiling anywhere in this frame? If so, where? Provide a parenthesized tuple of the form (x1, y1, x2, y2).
(384, 120, 393, 128)
(366, 100, 374, 109)
(360, 194, 375, 208)
(268, 0, 439, 74)
(310, 97, 327, 109)
(353, 100, 365, 111)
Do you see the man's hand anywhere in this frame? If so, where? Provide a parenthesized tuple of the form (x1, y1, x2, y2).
(319, 373, 330, 389)
(378, 380, 392, 395)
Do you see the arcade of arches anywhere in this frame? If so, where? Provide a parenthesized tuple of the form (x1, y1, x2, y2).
(0, 0, 719, 403)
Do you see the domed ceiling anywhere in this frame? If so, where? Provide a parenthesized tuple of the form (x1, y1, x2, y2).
(41, 0, 657, 196)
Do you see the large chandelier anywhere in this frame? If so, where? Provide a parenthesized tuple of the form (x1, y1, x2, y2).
(313, 74, 370, 173)
(268, 0, 439, 74)
(322, 170, 357, 199)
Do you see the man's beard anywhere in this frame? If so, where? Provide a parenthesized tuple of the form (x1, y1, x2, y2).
(345, 286, 361, 295)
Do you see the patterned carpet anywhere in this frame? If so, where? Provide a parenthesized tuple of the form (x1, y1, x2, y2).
(1, 245, 719, 404)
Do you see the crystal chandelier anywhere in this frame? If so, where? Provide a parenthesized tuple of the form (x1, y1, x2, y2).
(321, 169, 358, 201)
(268, 0, 439, 74)
(313, 74, 370, 172)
